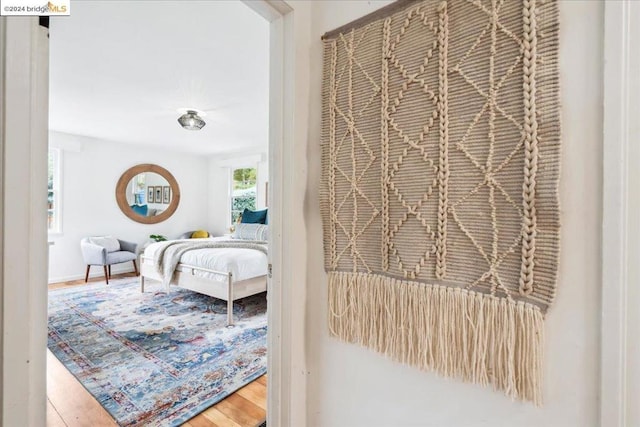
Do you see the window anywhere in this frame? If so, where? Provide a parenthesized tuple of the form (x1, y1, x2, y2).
(231, 167, 257, 224)
(48, 148, 62, 233)
(132, 173, 146, 205)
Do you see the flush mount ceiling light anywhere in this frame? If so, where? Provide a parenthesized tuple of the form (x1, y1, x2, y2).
(177, 110, 206, 130)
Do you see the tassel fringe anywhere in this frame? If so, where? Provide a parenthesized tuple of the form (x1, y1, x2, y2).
(328, 271, 544, 405)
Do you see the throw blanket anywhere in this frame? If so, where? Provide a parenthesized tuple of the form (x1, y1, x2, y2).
(150, 240, 268, 287)
(320, 0, 560, 404)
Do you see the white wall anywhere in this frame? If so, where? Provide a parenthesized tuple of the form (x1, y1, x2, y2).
(48, 132, 211, 282)
(208, 159, 231, 237)
(304, 1, 603, 426)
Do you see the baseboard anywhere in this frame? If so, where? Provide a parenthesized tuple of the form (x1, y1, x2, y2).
(48, 265, 135, 284)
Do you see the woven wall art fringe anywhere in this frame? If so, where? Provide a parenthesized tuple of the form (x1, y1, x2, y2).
(320, 0, 560, 404)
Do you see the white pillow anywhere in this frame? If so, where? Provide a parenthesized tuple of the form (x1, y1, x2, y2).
(88, 236, 120, 253)
(232, 223, 268, 241)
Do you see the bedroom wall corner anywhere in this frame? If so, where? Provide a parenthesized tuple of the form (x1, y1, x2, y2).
(47, 132, 211, 283)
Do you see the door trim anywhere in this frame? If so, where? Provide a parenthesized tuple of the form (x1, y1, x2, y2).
(241, 2, 311, 425)
(601, 1, 640, 425)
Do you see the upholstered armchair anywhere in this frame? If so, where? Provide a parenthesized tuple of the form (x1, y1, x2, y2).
(80, 237, 139, 284)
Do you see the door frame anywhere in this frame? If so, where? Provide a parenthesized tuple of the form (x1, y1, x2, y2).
(0, 2, 311, 425)
(242, 2, 310, 426)
(0, 16, 49, 426)
(601, 0, 640, 425)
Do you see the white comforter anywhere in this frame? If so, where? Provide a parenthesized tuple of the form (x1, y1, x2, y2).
(144, 237, 268, 283)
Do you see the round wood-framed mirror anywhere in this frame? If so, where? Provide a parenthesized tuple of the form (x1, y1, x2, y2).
(115, 164, 181, 224)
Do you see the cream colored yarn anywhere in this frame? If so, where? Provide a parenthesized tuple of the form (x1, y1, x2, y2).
(320, 0, 560, 404)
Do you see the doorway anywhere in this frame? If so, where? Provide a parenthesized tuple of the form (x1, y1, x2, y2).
(0, 1, 306, 425)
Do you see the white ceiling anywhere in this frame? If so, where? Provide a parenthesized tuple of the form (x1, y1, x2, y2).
(49, 1, 269, 155)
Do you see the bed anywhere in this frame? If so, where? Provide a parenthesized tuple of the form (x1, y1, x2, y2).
(139, 236, 268, 326)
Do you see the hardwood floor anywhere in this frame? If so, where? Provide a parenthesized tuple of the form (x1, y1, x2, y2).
(47, 273, 266, 427)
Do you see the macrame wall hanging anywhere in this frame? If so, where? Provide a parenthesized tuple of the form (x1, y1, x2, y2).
(320, 0, 560, 404)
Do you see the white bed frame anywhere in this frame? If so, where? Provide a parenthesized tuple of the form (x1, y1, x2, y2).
(139, 255, 267, 326)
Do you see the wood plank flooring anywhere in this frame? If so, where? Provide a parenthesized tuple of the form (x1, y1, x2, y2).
(47, 273, 266, 427)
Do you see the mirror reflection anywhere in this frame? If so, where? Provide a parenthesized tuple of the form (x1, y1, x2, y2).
(126, 172, 172, 218)
(115, 163, 180, 224)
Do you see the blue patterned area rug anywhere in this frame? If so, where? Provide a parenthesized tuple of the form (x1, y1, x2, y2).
(48, 279, 267, 426)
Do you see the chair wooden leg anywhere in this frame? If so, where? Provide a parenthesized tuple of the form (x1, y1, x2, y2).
(132, 260, 139, 276)
(108, 265, 111, 278)
(103, 265, 109, 284)
(85, 265, 90, 282)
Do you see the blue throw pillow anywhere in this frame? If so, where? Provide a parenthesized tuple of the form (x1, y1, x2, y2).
(241, 208, 267, 224)
(131, 204, 148, 216)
